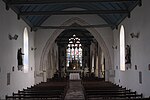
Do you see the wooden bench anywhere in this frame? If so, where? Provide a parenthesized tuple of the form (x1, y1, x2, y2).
(87, 97, 150, 100)
(6, 95, 62, 100)
(6, 78, 68, 100)
(82, 80, 146, 100)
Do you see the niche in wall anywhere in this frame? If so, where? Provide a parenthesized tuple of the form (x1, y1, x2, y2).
(139, 71, 142, 84)
(7, 73, 11, 85)
(135, 65, 138, 70)
(12, 66, 15, 72)
(116, 66, 118, 70)
(148, 64, 150, 70)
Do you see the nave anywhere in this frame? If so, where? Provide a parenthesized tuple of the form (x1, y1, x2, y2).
(6, 77, 150, 100)
(2, 0, 150, 99)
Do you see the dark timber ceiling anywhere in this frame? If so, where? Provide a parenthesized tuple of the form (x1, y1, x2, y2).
(3, 0, 142, 31)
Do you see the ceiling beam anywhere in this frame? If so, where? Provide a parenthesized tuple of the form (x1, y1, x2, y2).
(33, 24, 114, 30)
(57, 41, 92, 44)
(57, 36, 94, 39)
(56, 37, 93, 42)
(6, 0, 138, 5)
(56, 39, 93, 42)
(19, 10, 129, 16)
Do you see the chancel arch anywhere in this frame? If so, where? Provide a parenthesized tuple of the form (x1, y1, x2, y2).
(39, 17, 112, 81)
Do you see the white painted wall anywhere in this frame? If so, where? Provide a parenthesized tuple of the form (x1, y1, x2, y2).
(35, 14, 114, 83)
(113, 0, 150, 97)
(47, 42, 58, 79)
(0, 1, 35, 99)
(1, 0, 150, 98)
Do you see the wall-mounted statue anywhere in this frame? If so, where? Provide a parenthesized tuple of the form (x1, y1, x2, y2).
(17, 48, 24, 70)
(125, 45, 131, 64)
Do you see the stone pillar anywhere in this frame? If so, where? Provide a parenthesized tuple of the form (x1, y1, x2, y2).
(95, 55, 99, 77)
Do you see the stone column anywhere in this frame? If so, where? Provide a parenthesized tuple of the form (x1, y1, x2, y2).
(95, 55, 99, 77)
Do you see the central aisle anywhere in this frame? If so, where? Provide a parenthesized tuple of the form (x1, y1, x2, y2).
(65, 80, 85, 100)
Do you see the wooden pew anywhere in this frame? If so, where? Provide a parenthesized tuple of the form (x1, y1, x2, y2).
(87, 97, 150, 100)
(86, 94, 143, 99)
(19, 89, 64, 94)
(6, 78, 68, 100)
(6, 95, 62, 100)
(82, 79, 145, 100)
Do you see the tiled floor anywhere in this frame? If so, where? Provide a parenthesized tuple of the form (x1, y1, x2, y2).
(65, 80, 85, 100)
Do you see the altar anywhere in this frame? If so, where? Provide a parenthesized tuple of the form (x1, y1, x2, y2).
(66, 58, 83, 80)
(67, 70, 83, 80)
(69, 73, 80, 80)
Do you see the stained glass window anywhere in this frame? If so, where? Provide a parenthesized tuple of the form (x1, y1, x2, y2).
(66, 35, 82, 67)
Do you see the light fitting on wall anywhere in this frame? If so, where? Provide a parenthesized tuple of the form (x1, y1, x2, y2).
(130, 32, 140, 38)
(8, 34, 18, 40)
(31, 47, 37, 51)
(112, 45, 117, 49)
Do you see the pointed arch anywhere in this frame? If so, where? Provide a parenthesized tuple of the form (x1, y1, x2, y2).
(40, 17, 112, 80)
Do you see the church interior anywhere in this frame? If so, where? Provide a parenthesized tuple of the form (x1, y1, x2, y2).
(0, 0, 150, 99)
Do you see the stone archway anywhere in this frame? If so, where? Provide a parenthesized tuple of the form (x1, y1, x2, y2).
(40, 17, 113, 81)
